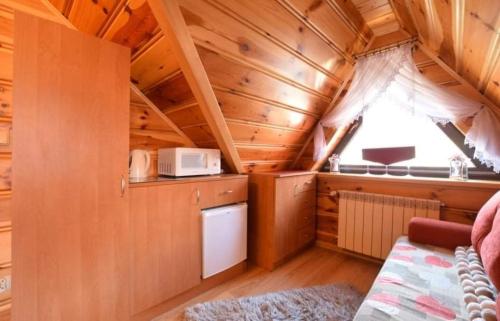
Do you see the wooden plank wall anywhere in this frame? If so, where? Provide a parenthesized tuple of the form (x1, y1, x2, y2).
(316, 173, 500, 250)
(177, 0, 373, 173)
(0, 2, 19, 318)
(392, 0, 500, 109)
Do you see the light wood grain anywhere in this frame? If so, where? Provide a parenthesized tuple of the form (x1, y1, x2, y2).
(316, 173, 500, 250)
(147, 0, 243, 174)
(248, 172, 316, 271)
(12, 12, 130, 321)
(154, 246, 381, 321)
(129, 183, 201, 315)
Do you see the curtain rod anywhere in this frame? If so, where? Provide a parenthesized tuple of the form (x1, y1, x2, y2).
(353, 37, 419, 60)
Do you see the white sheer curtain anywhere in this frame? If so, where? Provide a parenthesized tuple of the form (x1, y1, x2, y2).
(314, 44, 500, 173)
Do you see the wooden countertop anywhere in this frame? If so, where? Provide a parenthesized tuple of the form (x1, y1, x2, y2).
(317, 172, 500, 189)
(249, 171, 317, 178)
(129, 174, 247, 188)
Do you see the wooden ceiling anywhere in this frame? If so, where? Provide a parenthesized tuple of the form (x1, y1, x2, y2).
(6, 0, 500, 174)
(352, 0, 399, 35)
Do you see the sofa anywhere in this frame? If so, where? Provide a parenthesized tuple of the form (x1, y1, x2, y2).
(354, 191, 500, 321)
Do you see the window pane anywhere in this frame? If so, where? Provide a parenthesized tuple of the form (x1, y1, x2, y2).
(340, 97, 475, 167)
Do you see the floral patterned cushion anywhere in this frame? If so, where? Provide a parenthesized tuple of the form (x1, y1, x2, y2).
(354, 236, 468, 321)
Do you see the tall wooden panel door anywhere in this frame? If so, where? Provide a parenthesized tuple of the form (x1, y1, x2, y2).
(12, 12, 130, 321)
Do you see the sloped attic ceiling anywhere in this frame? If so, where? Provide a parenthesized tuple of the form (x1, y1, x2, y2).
(40, 0, 376, 173)
(11, 0, 499, 174)
(293, 0, 500, 170)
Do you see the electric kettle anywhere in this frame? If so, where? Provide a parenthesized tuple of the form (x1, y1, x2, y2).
(129, 149, 151, 179)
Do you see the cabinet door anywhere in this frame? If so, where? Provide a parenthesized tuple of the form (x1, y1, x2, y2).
(129, 183, 201, 315)
(274, 177, 299, 261)
(12, 13, 130, 321)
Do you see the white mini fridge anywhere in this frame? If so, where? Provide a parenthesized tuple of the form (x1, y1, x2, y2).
(201, 203, 247, 279)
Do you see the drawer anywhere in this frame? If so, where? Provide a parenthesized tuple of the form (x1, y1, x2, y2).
(294, 175, 316, 193)
(297, 224, 315, 248)
(296, 206, 315, 229)
(294, 189, 316, 209)
(199, 177, 248, 209)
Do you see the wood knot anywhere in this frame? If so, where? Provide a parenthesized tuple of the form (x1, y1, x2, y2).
(239, 42, 250, 53)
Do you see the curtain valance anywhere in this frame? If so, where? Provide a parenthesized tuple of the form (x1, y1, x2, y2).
(314, 44, 500, 173)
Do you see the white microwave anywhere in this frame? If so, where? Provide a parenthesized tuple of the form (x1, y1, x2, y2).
(158, 148, 221, 177)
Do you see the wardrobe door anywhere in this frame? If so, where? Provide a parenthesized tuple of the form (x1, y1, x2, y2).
(12, 12, 130, 321)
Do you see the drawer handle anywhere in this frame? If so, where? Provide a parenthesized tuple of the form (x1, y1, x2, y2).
(294, 184, 298, 196)
(196, 188, 200, 205)
(221, 190, 233, 195)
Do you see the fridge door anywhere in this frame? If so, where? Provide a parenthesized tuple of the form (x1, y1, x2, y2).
(201, 203, 247, 278)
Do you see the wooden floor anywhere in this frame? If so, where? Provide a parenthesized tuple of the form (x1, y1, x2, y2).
(153, 246, 382, 321)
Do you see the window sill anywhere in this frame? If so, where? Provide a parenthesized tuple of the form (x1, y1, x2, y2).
(317, 172, 500, 189)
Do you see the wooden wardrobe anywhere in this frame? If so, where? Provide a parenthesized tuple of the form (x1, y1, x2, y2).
(12, 12, 130, 321)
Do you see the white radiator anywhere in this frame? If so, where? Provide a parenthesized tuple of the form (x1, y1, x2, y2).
(337, 191, 440, 259)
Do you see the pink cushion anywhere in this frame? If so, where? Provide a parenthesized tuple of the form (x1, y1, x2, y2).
(471, 190, 500, 313)
(471, 191, 500, 255)
(479, 202, 500, 290)
(408, 217, 472, 250)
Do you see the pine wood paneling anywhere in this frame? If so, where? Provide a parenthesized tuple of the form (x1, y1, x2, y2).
(461, 1, 500, 87)
(179, 0, 340, 96)
(165, 105, 205, 128)
(242, 160, 292, 173)
(352, 0, 399, 36)
(281, 0, 370, 54)
(227, 121, 308, 146)
(130, 36, 179, 90)
(66, 0, 120, 35)
(103, 0, 159, 53)
(315, 174, 500, 249)
(0, 51, 12, 81)
(216, 90, 318, 131)
(147, 71, 196, 109)
(131, 103, 175, 131)
(198, 46, 330, 116)
(0, 81, 12, 119)
(205, 0, 351, 80)
(237, 145, 301, 162)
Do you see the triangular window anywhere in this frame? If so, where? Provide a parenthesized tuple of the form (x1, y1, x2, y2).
(331, 96, 498, 180)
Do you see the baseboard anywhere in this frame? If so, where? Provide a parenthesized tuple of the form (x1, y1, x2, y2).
(130, 261, 247, 321)
(315, 241, 384, 265)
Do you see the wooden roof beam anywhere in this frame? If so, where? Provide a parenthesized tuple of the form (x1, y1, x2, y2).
(423, 0, 443, 52)
(147, 0, 243, 173)
(39, 0, 196, 149)
(130, 84, 196, 147)
(477, 25, 500, 92)
(451, 0, 465, 74)
(419, 43, 500, 116)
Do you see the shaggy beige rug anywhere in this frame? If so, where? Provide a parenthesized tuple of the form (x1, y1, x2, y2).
(183, 284, 364, 321)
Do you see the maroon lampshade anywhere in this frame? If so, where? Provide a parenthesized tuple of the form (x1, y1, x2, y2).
(362, 146, 416, 165)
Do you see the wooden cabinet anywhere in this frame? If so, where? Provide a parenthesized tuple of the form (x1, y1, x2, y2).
(129, 183, 201, 315)
(249, 172, 316, 270)
(129, 175, 247, 317)
(12, 13, 130, 321)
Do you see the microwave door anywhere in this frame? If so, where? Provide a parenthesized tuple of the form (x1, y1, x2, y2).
(181, 152, 207, 175)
